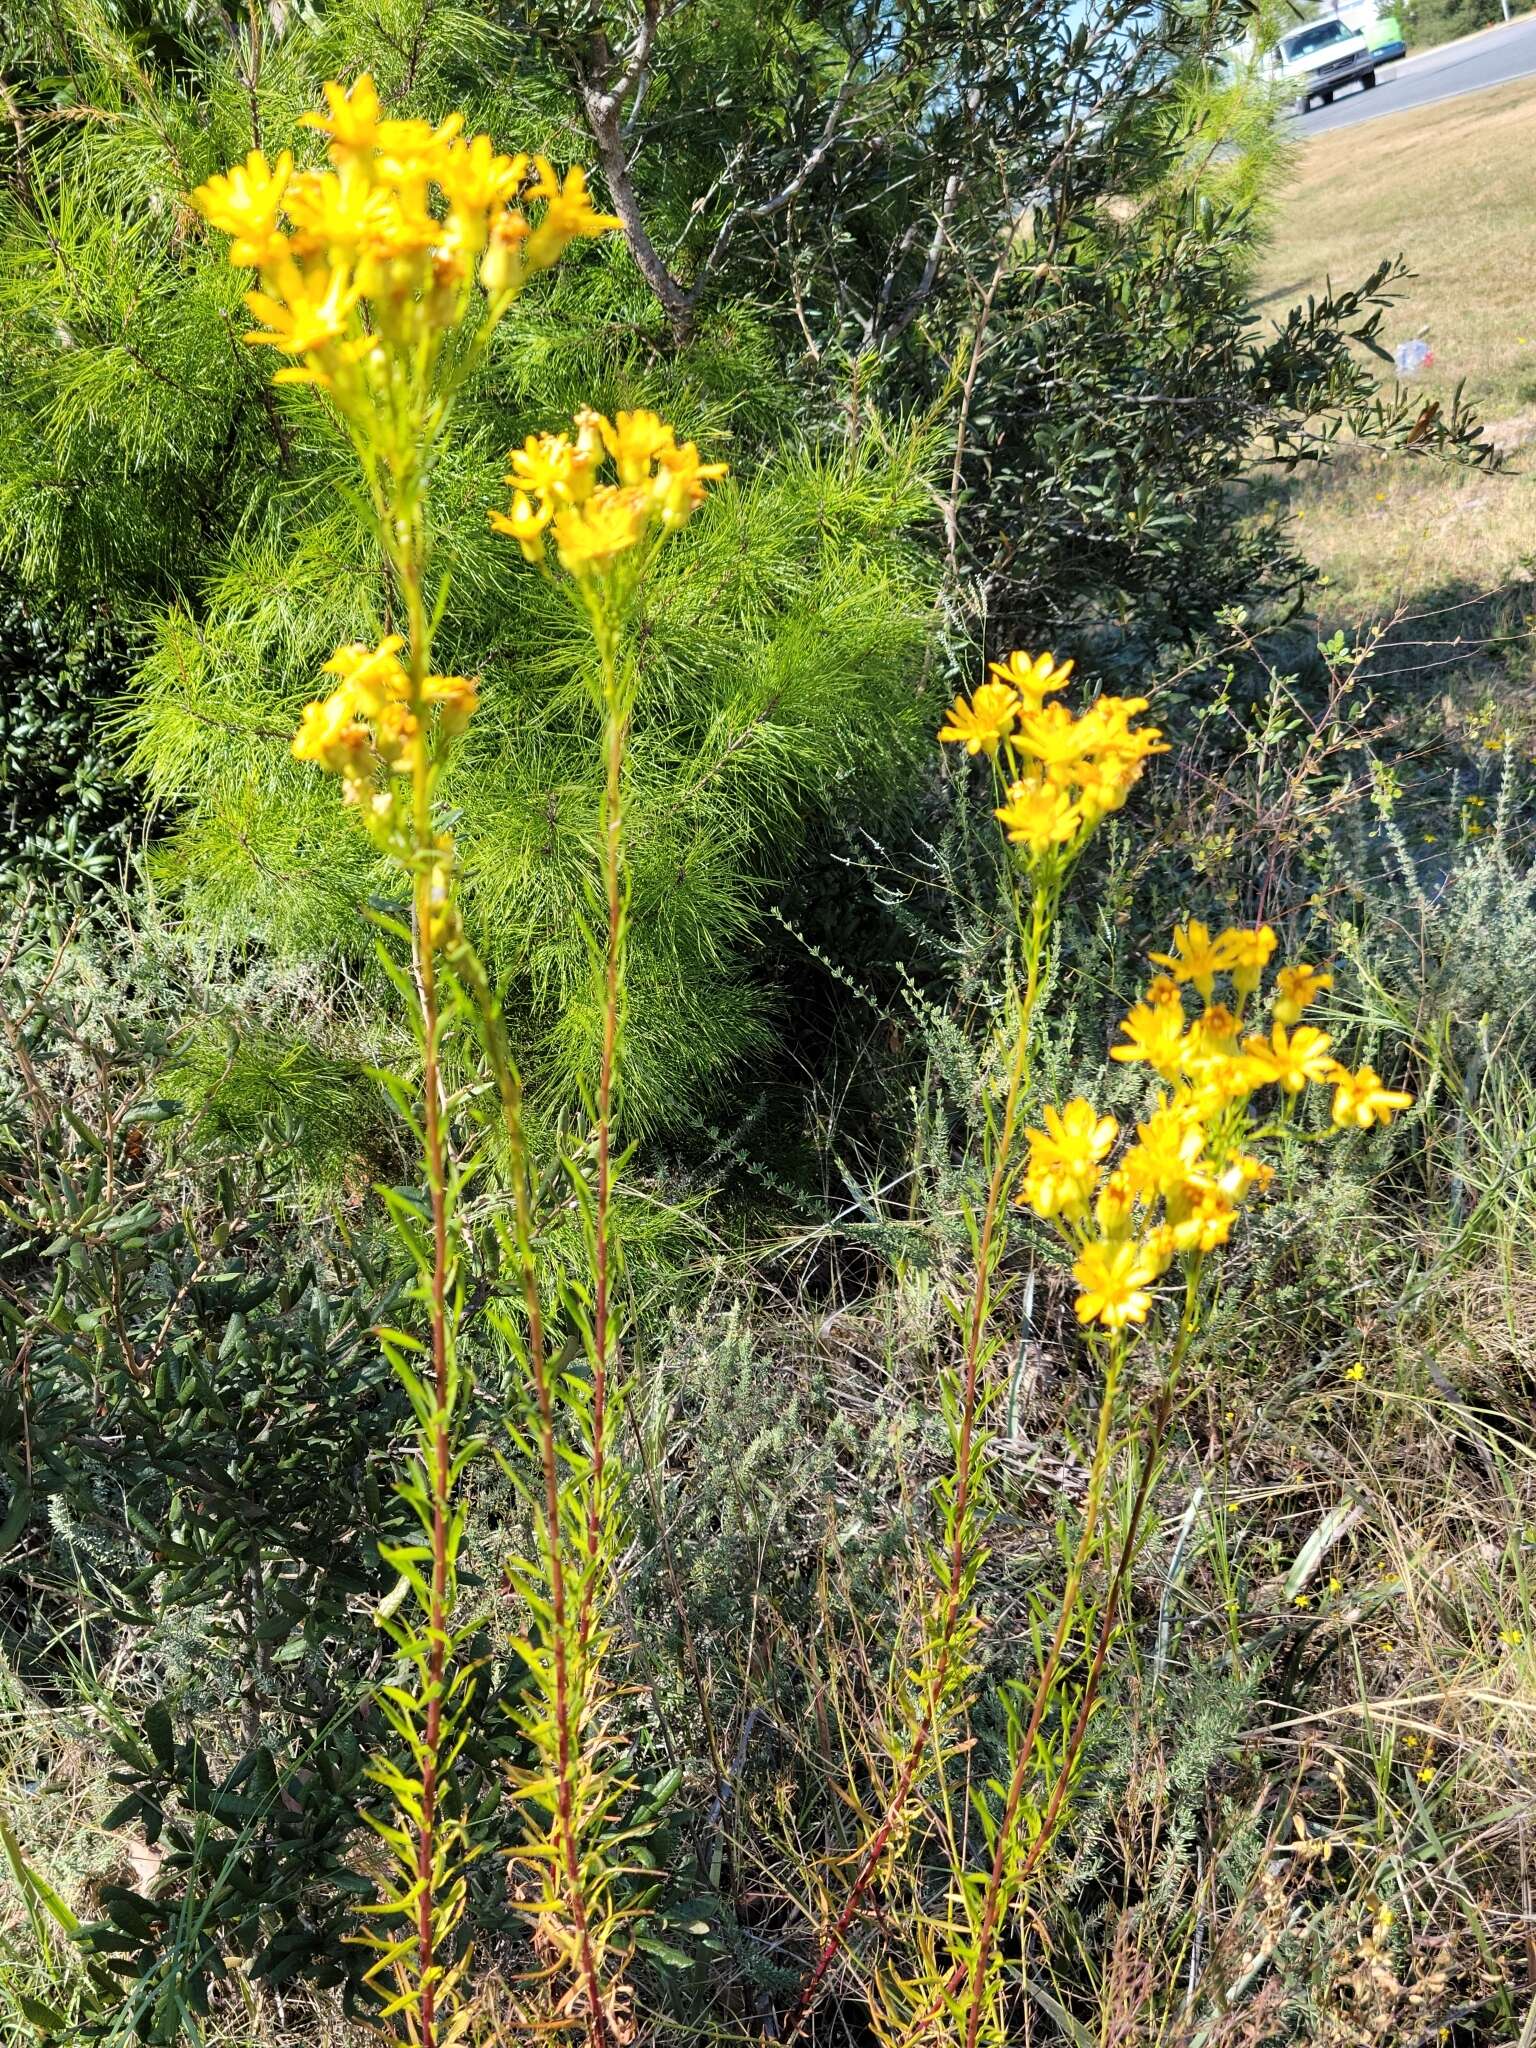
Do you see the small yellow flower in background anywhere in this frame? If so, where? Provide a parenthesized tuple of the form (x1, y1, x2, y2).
(1328, 1575, 1342, 1595)
(1217, 923, 1278, 999)
(1417, 1763, 1435, 1784)
(938, 679, 1020, 755)
(1499, 1627, 1525, 1648)
(1345, 1361, 1365, 1381)
(1293, 1593, 1311, 1608)
(1273, 961, 1332, 1025)
(1071, 1237, 1161, 1329)
(1331, 1064, 1413, 1129)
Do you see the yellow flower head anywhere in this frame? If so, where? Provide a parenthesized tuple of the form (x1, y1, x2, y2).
(521, 159, 623, 272)
(1150, 919, 1226, 1003)
(494, 410, 725, 580)
(1241, 1020, 1336, 1095)
(1020, 1098, 1118, 1220)
(299, 72, 386, 156)
(293, 687, 372, 773)
(1273, 961, 1332, 1026)
(1121, 1099, 1205, 1202)
(938, 680, 1019, 757)
(987, 648, 1073, 710)
(244, 262, 362, 359)
(600, 408, 678, 484)
(320, 635, 409, 716)
(1094, 1168, 1137, 1239)
(1216, 923, 1278, 998)
(1072, 1237, 1161, 1329)
(1111, 998, 1187, 1082)
(194, 79, 621, 401)
(1144, 974, 1183, 1011)
(551, 485, 654, 573)
(189, 148, 294, 267)
(488, 489, 553, 563)
(505, 430, 597, 505)
(1167, 1185, 1239, 1254)
(994, 772, 1082, 858)
(1330, 1064, 1413, 1130)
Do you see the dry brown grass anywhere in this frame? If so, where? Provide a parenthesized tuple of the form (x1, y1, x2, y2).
(1255, 79, 1536, 621)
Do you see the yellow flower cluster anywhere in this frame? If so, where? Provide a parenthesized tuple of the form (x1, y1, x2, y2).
(937, 652, 1166, 868)
(291, 633, 477, 805)
(490, 407, 727, 578)
(189, 73, 619, 396)
(1021, 922, 1412, 1329)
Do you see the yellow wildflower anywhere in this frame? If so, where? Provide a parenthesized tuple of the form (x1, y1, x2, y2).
(1120, 1099, 1204, 1202)
(189, 147, 294, 267)
(505, 430, 596, 505)
(1150, 919, 1226, 1002)
(319, 635, 409, 715)
(244, 262, 361, 358)
(1072, 1238, 1161, 1330)
(1273, 961, 1332, 1025)
(993, 772, 1082, 857)
(986, 648, 1073, 709)
(1144, 974, 1183, 1009)
(522, 159, 622, 272)
(293, 688, 372, 772)
(1242, 1020, 1336, 1095)
(488, 490, 552, 563)
(551, 485, 654, 572)
(1216, 923, 1278, 998)
(299, 71, 386, 156)
(653, 439, 730, 530)
(938, 681, 1019, 757)
(1110, 999, 1187, 1081)
(1019, 1098, 1118, 1220)
(1330, 1064, 1413, 1129)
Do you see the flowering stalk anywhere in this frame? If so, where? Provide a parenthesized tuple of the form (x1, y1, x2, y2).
(900, 906, 1411, 2047)
(488, 409, 724, 2038)
(188, 74, 628, 2048)
(787, 653, 1164, 2038)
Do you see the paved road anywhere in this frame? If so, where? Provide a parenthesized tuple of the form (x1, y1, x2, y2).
(1297, 12, 1536, 132)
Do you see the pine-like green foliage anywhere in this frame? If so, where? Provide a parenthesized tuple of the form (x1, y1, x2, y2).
(0, 0, 938, 1129)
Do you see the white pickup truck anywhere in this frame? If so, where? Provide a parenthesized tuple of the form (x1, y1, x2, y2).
(1270, 17, 1379, 112)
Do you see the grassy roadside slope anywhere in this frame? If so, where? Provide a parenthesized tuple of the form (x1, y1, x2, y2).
(1256, 80, 1536, 620)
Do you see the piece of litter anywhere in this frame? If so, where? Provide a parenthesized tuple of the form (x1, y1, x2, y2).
(1394, 339, 1433, 377)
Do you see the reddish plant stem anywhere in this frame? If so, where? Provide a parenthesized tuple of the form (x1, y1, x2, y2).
(784, 894, 1051, 2044)
(923, 1371, 1182, 2048)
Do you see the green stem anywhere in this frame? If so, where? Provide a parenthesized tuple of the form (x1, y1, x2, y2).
(584, 624, 627, 1651)
(451, 939, 611, 2048)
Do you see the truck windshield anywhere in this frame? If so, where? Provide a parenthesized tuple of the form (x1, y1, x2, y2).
(1282, 21, 1351, 56)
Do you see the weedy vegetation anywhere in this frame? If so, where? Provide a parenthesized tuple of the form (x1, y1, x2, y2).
(1, 5, 1533, 2048)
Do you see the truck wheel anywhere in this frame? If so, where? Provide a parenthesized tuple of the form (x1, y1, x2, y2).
(1362, 69, 1377, 87)
(1320, 87, 1334, 102)
(1297, 93, 1312, 113)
